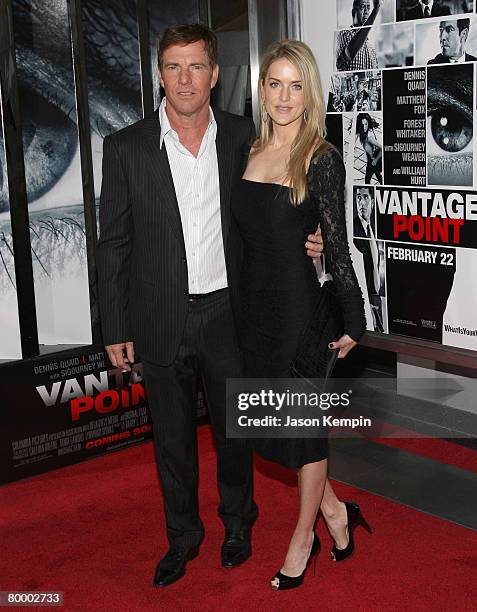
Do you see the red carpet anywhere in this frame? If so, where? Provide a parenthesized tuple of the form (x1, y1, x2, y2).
(1, 426, 476, 611)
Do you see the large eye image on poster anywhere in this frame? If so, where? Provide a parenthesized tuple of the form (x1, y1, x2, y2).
(7, 0, 143, 347)
(0, 0, 201, 360)
(427, 63, 473, 186)
(81, 0, 142, 198)
(11, 0, 90, 346)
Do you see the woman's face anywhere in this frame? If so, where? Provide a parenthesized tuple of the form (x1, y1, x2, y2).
(361, 118, 369, 132)
(261, 58, 305, 128)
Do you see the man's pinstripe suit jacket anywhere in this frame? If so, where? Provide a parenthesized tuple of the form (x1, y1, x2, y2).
(96, 108, 255, 366)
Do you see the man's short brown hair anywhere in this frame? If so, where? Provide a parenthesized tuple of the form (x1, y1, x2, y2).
(158, 23, 218, 70)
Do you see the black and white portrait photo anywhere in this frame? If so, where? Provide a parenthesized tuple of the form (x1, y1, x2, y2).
(353, 185, 377, 238)
(415, 17, 477, 65)
(334, 1, 386, 71)
(335, 21, 414, 72)
(427, 63, 473, 186)
(327, 71, 382, 112)
(352, 186, 386, 332)
(336, 0, 395, 29)
(396, 0, 473, 22)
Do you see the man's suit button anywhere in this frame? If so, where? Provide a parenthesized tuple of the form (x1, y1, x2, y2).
(183, 290, 187, 295)
(182, 258, 186, 264)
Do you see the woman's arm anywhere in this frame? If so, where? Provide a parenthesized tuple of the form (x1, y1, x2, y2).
(307, 147, 367, 354)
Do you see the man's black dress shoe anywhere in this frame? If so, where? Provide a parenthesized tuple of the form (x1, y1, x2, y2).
(153, 546, 199, 587)
(221, 530, 251, 568)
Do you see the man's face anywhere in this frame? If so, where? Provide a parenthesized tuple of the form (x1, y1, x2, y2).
(158, 40, 218, 117)
(439, 21, 467, 58)
(356, 188, 373, 222)
(353, 1, 371, 26)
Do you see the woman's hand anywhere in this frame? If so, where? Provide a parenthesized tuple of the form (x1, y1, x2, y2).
(329, 334, 357, 359)
(306, 223, 324, 264)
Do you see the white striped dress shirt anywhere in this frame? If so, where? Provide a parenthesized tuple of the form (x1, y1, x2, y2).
(159, 98, 227, 294)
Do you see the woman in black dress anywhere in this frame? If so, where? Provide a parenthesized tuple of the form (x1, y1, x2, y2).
(231, 40, 371, 590)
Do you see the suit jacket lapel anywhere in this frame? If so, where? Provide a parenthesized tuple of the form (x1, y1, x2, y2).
(139, 109, 237, 252)
(215, 118, 235, 251)
(141, 111, 185, 249)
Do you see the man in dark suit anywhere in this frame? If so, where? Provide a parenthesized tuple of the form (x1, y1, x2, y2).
(353, 187, 384, 332)
(405, 0, 451, 19)
(96, 24, 322, 587)
(428, 19, 477, 63)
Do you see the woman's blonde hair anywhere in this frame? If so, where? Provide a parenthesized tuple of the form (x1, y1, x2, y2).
(254, 39, 328, 205)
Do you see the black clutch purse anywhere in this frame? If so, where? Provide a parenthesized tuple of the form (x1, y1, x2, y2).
(290, 280, 344, 380)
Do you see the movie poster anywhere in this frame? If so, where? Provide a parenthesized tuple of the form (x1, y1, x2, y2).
(0, 106, 22, 360)
(0, 347, 152, 484)
(12, 0, 91, 346)
(81, 0, 143, 199)
(314, 1, 477, 350)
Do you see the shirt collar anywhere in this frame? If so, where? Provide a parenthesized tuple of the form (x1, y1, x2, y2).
(419, 0, 433, 12)
(159, 97, 216, 149)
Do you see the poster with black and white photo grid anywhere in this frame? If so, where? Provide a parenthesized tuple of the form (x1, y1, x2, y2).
(325, 0, 477, 350)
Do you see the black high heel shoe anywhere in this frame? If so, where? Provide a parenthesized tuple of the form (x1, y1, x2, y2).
(331, 501, 373, 562)
(271, 533, 320, 591)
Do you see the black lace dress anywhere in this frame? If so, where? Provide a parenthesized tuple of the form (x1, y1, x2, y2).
(230, 146, 366, 469)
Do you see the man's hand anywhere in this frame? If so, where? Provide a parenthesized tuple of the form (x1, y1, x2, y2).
(306, 224, 324, 265)
(329, 334, 357, 359)
(106, 341, 135, 371)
